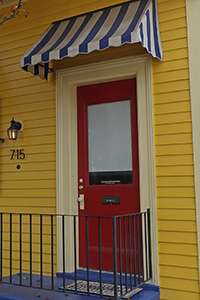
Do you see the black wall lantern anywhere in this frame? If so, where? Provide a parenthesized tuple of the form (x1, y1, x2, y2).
(7, 118, 22, 140)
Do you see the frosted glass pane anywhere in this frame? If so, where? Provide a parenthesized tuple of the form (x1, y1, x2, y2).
(88, 100, 133, 185)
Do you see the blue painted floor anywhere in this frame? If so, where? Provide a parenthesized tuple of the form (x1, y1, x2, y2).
(0, 272, 160, 300)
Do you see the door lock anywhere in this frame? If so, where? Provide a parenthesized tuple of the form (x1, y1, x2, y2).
(79, 185, 84, 190)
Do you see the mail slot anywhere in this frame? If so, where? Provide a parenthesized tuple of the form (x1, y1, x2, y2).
(102, 196, 120, 205)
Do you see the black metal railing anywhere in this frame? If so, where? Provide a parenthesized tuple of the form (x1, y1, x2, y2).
(0, 209, 152, 299)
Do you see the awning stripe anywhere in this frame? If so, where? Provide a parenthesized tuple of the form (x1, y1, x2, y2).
(146, 10, 151, 52)
(152, 0, 161, 59)
(24, 22, 60, 65)
(79, 8, 111, 53)
(121, 0, 148, 43)
(21, 0, 163, 79)
(41, 18, 76, 62)
(139, 23, 144, 45)
(99, 3, 129, 49)
(65, 11, 105, 56)
(61, 12, 94, 57)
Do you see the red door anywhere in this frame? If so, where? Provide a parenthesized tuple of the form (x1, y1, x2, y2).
(77, 79, 140, 271)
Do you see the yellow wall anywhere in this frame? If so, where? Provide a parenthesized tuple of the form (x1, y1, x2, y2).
(153, 0, 199, 299)
(0, 0, 199, 298)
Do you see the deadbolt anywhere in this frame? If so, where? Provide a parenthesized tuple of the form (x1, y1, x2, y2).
(79, 185, 84, 190)
(79, 178, 84, 183)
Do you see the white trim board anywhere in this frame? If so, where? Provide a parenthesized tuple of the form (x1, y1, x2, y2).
(186, 0, 200, 285)
(56, 55, 159, 285)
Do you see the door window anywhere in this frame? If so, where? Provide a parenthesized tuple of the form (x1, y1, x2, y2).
(88, 100, 133, 185)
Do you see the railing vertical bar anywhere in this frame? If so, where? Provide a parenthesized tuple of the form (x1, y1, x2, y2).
(147, 209, 152, 279)
(51, 215, 54, 290)
(118, 217, 123, 295)
(62, 215, 65, 292)
(40, 215, 43, 288)
(132, 215, 137, 287)
(19, 214, 22, 286)
(86, 216, 90, 295)
(30, 214, 32, 287)
(144, 212, 148, 280)
(137, 215, 141, 284)
(10, 214, 12, 284)
(0, 213, 3, 282)
(113, 217, 118, 300)
(140, 214, 144, 282)
(74, 216, 77, 294)
(123, 216, 128, 291)
(128, 216, 132, 289)
(98, 217, 102, 297)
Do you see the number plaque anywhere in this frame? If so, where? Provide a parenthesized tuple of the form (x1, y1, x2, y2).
(10, 149, 26, 160)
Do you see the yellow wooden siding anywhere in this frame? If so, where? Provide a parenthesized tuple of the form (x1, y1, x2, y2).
(160, 289, 200, 300)
(0, 0, 199, 298)
(153, 0, 199, 298)
(0, 5, 57, 253)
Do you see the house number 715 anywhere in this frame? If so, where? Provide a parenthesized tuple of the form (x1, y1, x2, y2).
(10, 149, 25, 160)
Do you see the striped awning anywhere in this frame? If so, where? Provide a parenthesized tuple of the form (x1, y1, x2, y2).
(20, 0, 163, 79)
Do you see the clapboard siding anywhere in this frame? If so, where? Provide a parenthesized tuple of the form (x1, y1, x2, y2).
(0, 0, 57, 219)
(154, 0, 199, 298)
(161, 289, 199, 300)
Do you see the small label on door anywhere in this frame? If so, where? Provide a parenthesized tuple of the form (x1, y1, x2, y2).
(102, 196, 120, 205)
(101, 180, 121, 185)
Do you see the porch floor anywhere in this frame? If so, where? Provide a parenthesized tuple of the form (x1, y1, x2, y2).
(0, 273, 160, 300)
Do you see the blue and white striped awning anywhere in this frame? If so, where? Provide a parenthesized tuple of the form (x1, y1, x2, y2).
(21, 0, 162, 79)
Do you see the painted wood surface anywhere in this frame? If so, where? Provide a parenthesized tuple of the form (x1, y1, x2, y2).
(0, 0, 199, 298)
(153, 0, 199, 299)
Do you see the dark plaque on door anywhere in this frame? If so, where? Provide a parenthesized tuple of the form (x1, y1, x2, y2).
(102, 196, 120, 205)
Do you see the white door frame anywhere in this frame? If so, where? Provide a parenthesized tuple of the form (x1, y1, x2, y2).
(56, 55, 159, 285)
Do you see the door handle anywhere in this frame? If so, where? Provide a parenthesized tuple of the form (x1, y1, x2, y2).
(79, 185, 84, 190)
(78, 194, 84, 210)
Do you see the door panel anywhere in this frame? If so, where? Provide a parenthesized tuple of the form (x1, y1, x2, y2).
(77, 79, 140, 270)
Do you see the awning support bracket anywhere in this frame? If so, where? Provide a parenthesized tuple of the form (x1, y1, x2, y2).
(38, 63, 54, 74)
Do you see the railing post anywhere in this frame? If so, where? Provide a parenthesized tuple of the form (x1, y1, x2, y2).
(19, 214, 22, 285)
(30, 214, 32, 287)
(51, 215, 54, 290)
(74, 216, 77, 293)
(118, 217, 123, 295)
(62, 215, 65, 293)
(147, 208, 152, 279)
(128, 216, 132, 289)
(132, 215, 137, 287)
(40, 214, 43, 288)
(0, 213, 3, 283)
(140, 213, 144, 282)
(98, 217, 102, 297)
(123, 216, 128, 291)
(136, 214, 141, 284)
(112, 216, 118, 300)
(10, 214, 12, 284)
(144, 212, 148, 280)
(86, 216, 90, 295)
